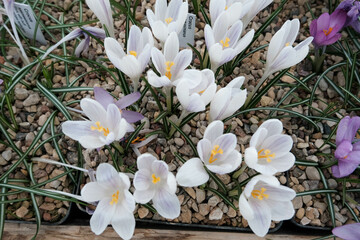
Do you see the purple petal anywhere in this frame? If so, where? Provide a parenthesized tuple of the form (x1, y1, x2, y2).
(121, 110, 144, 123)
(335, 140, 353, 159)
(94, 87, 114, 109)
(336, 116, 360, 144)
(116, 92, 141, 109)
(332, 151, 360, 178)
(332, 223, 360, 240)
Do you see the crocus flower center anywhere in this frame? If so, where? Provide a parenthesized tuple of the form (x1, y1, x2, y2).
(110, 190, 120, 205)
(285, 42, 290, 47)
(220, 37, 230, 48)
(209, 145, 224, 164)
(152, 174, 161, 184)
(225, 5, 228, 10)
(129, 51, 137, 57)
(198, 89, 205, 94)
(258, 149, 275, 163)
(251, 187, 269, 200)
(165, 17, 173, 24)
(165, 61, 175, 79)
(91, 121, 110, 136)
(323, 27, 334, 36)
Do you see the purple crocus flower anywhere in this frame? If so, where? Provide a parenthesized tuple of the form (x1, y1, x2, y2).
(332, 223, 360, 240)
(310, 9, 347, 47)
(336, 0, 360, 32)
(41, 27, 106, 60)
(331, 116, 360, 178)
(94, 87, 144, 123)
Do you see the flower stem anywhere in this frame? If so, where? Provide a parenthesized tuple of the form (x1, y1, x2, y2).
(112, 141, 124, 154)
(165, 87, 172, 113)
(232, 163, 247, 179)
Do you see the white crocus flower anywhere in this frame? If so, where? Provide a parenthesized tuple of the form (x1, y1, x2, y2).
(176, 121, 242, 187)
(239, 0, 273, 28)
(176, 69, 217, 113)
(209, 77, 247, 121)
(147, 32, 192, 88)
(86, 0, 115, 38)
(264, 19, 313, 79)
(105, 25, 154, 91)
(81, 163, 136, 240)
(62, 98, 133, 149)
(245, 119, 295, 175)
(239, 174, 295, 237)
(146, 0, 188, 43)
(133, 153, 180, 219)
(204, 13, 254, 71)
(210, 0, 249, 26)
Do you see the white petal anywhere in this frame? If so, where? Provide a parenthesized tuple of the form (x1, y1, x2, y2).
(142, 27, 154, 48)
(266, 185, 296, 201)
(152, 160, 169, 179)
(213, 12, 229, 42)
(208, 43, 223, 71)
(234, 29, 254, 54)
(119, 172, 131, 190)
(111, 206, 135, 240)
(117, 55, 142, 80)
(209, 88, 231, 121)
(176, 158, 209, 187)
(247, 199, 272, 237)
(79, 135, 106, 149)
(208, 150, 242, 174)
(226, 2, 243, 26)
(166, 172, 177, 194)
(152, 20, 169, 42)
(137, 153, 157, 169)
(262, 134, 293, 156)
(245, 147, 277, 175)
(173, 2, 188, 33)
(267, 21, 287, 64)
(266, 199, 295, 221)
(104, 37, 126, 69)
(243, 175, 280, 198)
(153, 188, 180, 219)
(80, 98, 107, 123)
(269, 152, 295, 173)
(239, 193, 254, 219)
(81, 182, 110, 202)
(62, 121, 96, 141)
(249, 127, 267, 149)
(151, 47, 166, 75)
(138, 44, 152, 71)
(204, 24, 215, 49)
(127, 25, 142, 54)
(197, 138, 212, 164)
(210, 0, 226, 25)
(258, 119, 283, 137)
(90, 198, 115, 235)
(164, 32, 179, 61)
(133, 188, 155, 204)
(147, 70, 172, 87)
(204, 120, 224, 143)
(154, 0, 167, 21)
(213, 133, 237, 154)
(106, 103, 121, 132)
(134, 169, 151, 191)
(96, 163, 122, 187)
(171, 49, 192, 81)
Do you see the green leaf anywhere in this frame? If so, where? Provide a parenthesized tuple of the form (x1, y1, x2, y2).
(168, 120, 198, 156)
(125, 121, 146, 151)
(205, 187, 237, 210)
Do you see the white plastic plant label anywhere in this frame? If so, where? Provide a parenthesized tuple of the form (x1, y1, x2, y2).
(13, 2, 47, 45)
(178, 13, 196, 48)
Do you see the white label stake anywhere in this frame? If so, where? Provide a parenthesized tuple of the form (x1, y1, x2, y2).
(13, 3, 47, 45)
(178, 13, 196, 48)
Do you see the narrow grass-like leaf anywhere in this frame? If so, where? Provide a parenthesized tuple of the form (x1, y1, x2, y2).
(36, 81, 72, 120)
(0, 177, 8, 240)
(205, 187, 237, 210)
(174, 152, 186, 164)
(169, 120, 198, 156)
(317, 168, 336, 227)
(296, 189, 337, 196)
(125, 121, 146, 151)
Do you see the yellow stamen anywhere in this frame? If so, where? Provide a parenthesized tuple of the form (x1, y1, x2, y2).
(258, 149, 275, 163)
(198, 89, 205, 94)
(285, 42, 290, 47)
(90, 121, 110, 136)
(165, 61, 175, 80)
(152, 174, 160, 184)
(344, 155, 348, 159)
(209, 145, 224, 164)
(165, 17, 173, 24)
(220, 37, 230, 48)
(251, 188, 269, 200)
(323, 27, 333, 36)
(110, 190, 120, 205)
(130, 136, 146, 144)
(225, 5, 228, 10)
(129, 51, 137, 57)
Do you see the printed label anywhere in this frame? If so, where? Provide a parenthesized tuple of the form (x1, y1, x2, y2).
(178, 13, 196, 48)
(13, 3, 47, 45)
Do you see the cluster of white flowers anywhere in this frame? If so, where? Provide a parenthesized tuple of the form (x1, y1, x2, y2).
(22, 0, 317, 238)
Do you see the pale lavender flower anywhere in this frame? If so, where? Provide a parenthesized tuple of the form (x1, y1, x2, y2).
(336, 0, 360, 32)
(94, 87, 144, 123)
(332, 223, 360, 240)
(332, 116, 360, 178)
(42, 27, 106, 60)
